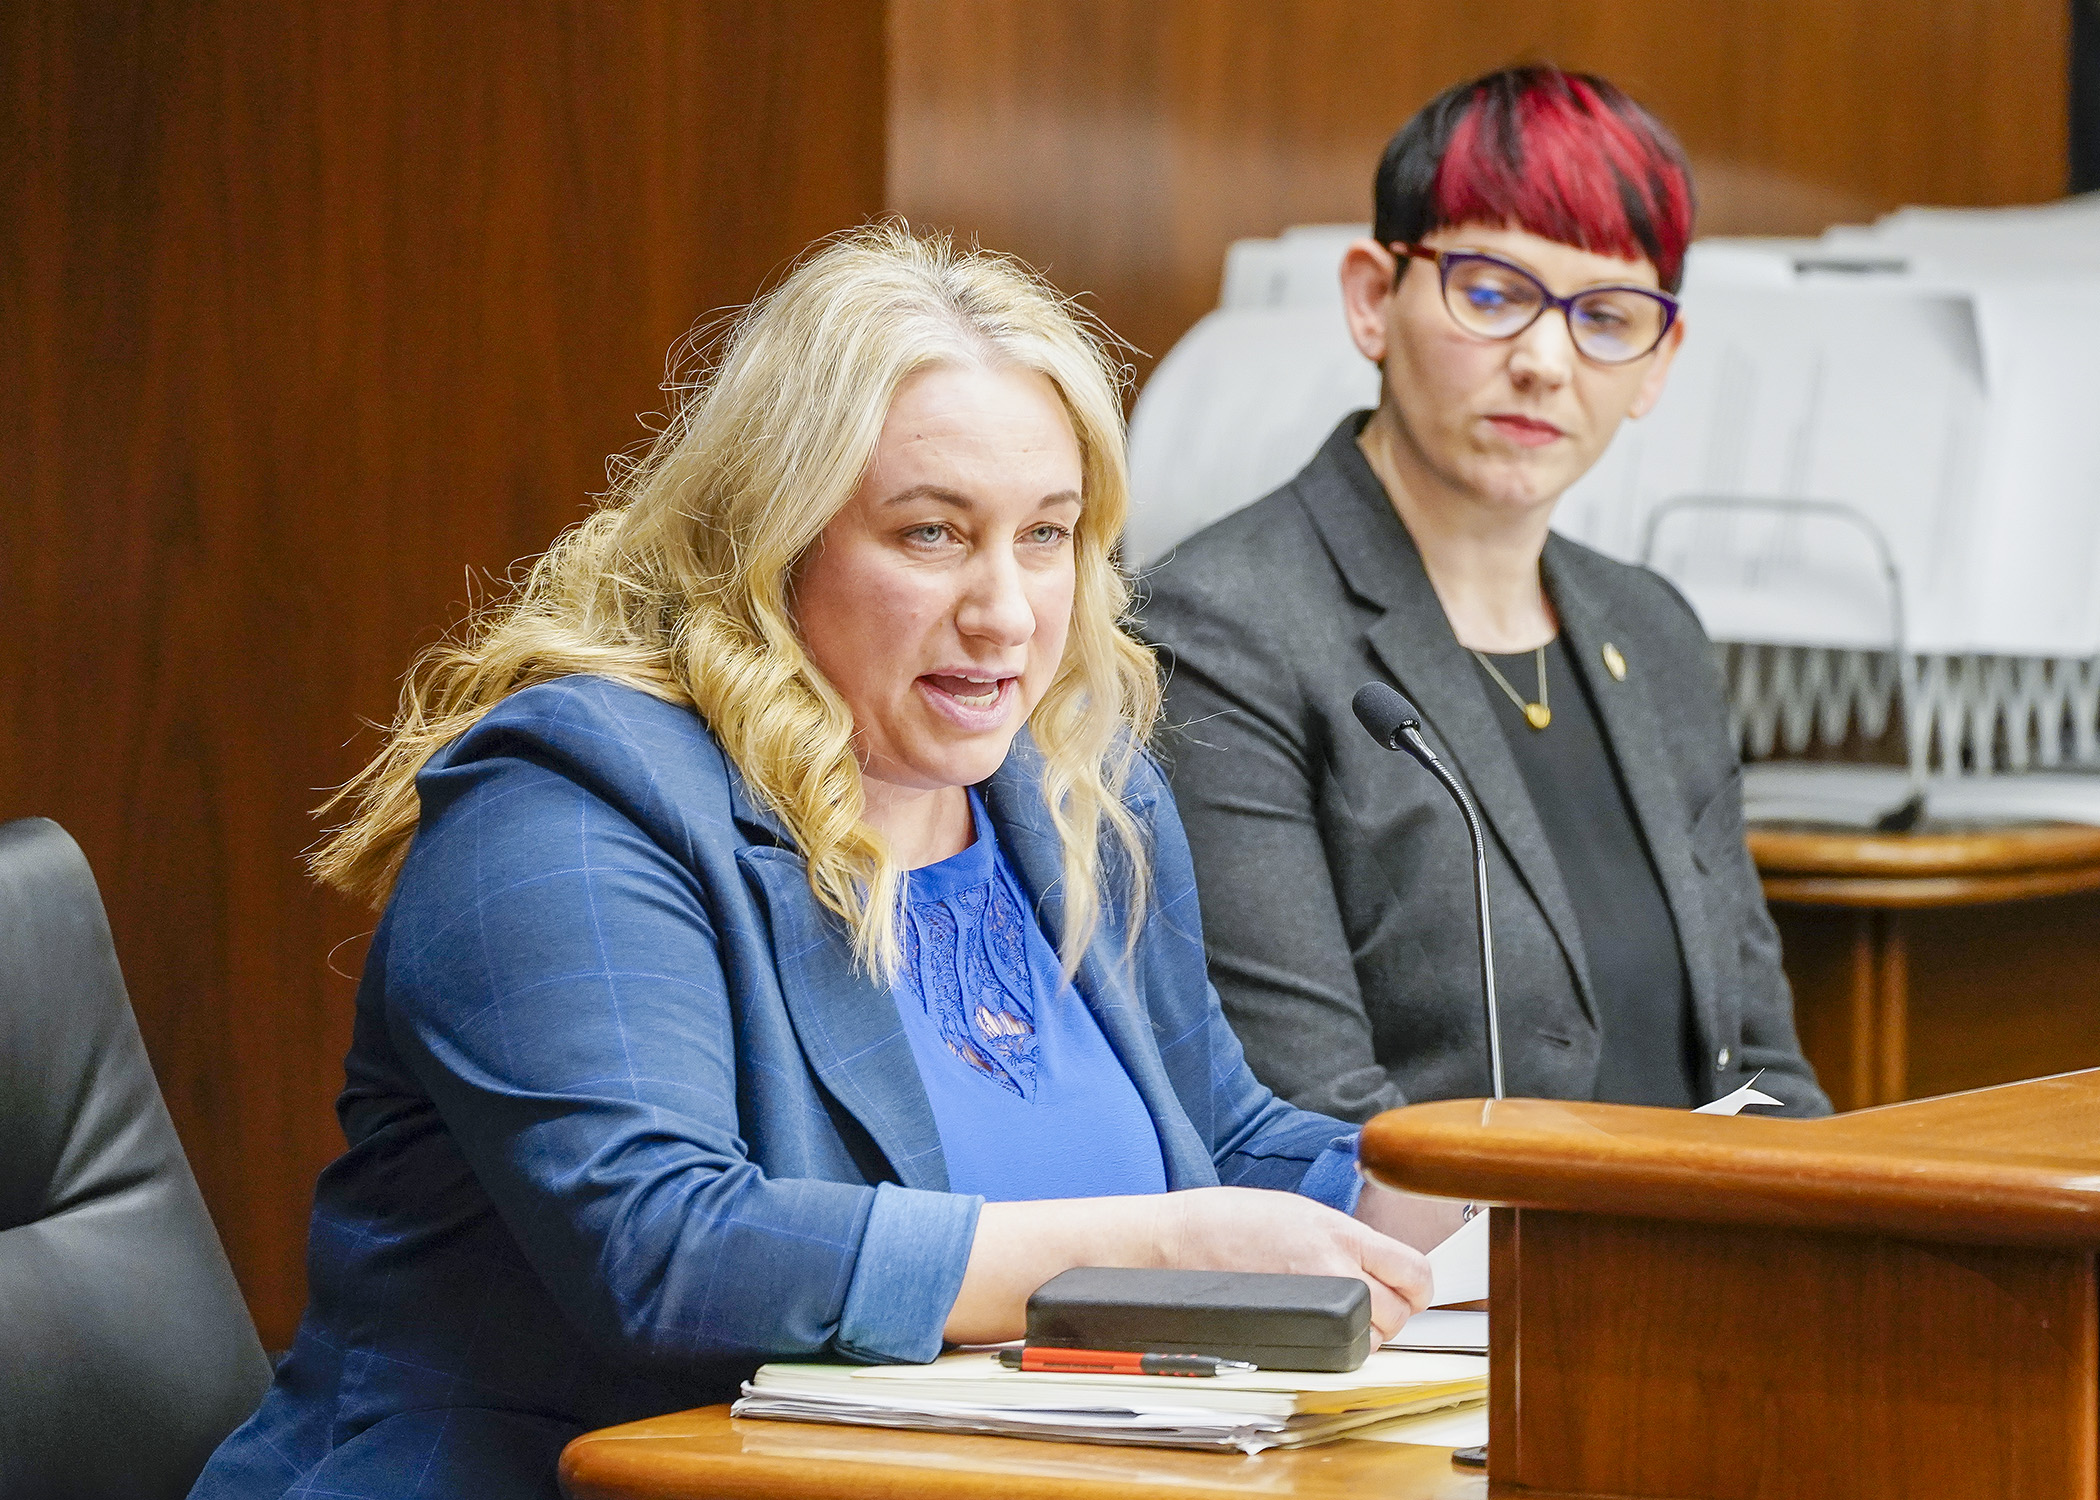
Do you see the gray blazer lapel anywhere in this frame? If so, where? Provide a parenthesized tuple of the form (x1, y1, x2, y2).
(1296, 427, 1597, 1020)
(982, 751, 1216, 1189)
(1545, 542, 1725, 1066)
(737, 847, 949, 1192)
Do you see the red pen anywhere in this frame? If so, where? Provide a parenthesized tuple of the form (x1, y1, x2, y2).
(996, 1347, 1256, 1377)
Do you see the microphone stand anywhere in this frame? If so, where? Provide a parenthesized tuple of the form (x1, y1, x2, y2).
(1352, 686, 1501, 1477)
(1354, 686, 1505, 1100)
(1403, 730, 1505, 1101)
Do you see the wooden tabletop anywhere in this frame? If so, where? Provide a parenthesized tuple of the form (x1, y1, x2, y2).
(1360, 1069, 2100, 1249)
(559, 1405, 1484, 1500)
(1749, 821, 2100, 906)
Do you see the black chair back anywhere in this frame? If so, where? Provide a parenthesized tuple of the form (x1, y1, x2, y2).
(0, 818, 271, 1499)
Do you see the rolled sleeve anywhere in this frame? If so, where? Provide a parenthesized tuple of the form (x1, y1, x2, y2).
(834, 1183, 984, 1364)
(1294, 1133, 1364, 1216)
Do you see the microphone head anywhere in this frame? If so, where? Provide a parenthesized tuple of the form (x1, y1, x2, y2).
(1352, 682, 1421, 751)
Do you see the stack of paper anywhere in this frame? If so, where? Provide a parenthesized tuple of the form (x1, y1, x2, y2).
(733, 1347, 1488, 1455)
(1742, 761, 2100, 829)
(1354, 1399, 1489, 1449)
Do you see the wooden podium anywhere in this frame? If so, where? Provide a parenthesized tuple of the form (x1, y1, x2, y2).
(1361, 1071, 2100, 1499)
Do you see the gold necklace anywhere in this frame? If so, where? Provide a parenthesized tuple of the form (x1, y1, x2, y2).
(1473, 645, 1551, 730)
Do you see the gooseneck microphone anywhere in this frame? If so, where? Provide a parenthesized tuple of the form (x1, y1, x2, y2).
(1351, 682, 1506, 1100)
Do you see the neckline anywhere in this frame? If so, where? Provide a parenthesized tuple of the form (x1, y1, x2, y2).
(1477, 636, 1563, 662)
(900, 790, 998, 903)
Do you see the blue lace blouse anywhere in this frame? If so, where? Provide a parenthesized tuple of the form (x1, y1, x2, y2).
(891, 794, 1169, 1200)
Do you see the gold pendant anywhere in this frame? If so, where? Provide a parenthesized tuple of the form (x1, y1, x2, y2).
(1524, 702, 1552, 730)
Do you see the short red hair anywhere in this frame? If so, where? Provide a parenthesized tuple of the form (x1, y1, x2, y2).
(1375, 67, 1695, 292)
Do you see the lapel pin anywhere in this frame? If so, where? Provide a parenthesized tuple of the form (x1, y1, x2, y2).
(1602, 642, 1628, 681)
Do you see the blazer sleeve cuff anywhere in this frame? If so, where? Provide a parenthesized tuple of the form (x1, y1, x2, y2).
(1296, 1133, 1364, 1215)
(834, 1182, 984, 1364)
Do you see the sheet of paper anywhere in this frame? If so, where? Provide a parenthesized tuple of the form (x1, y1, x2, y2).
(813, 1347, 1486, 1408)
(1743, 761, 2100, 830)
(1424, 1210, 1488, 1307)
(1353, 1399, 1489, 1449)
(1695, 1073, 1783, 1115)
(1384, 1308, 1487, 1354)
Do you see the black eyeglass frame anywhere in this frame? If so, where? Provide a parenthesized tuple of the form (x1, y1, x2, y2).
(1390, 241, 1681, 366)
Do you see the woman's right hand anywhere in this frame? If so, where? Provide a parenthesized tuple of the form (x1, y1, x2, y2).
(1152, 1186, 1433, 1342)
(946, 1187, 1434, 1345)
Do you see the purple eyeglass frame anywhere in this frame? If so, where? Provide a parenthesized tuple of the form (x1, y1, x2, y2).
(1390, 241, 1680, 364)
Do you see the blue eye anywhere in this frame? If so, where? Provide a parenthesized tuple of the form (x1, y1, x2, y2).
(1465, 286, 1510, 312)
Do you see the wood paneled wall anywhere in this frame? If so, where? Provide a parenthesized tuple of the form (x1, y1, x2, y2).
(1, 0, 885, 1348)
(889, 0, 2071, 384)
(0, 0, 2075, 1356)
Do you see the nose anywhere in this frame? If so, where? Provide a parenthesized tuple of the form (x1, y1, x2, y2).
(955, 545, 1037, 650)
(1506, 304, 1577, 391)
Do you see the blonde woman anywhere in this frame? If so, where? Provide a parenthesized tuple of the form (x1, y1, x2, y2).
(190, 226, 1447, 1500)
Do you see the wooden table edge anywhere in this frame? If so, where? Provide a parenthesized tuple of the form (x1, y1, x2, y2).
(1358, 1082, 2100, 1249)
(1748, 821, 2100, 881)
(1761, 862, 2100, 907)
(558, 1406, 1486, 1500)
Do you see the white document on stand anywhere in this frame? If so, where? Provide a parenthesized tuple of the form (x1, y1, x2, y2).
(1424, 1212, 1489, 1307)
(1416, 1076, 1783, 1311)
(1694, 1076, 1784, 1115)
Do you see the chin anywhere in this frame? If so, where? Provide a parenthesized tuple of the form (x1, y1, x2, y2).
(1466, 458, 1582, 511)
(913, 732, 1021, 792)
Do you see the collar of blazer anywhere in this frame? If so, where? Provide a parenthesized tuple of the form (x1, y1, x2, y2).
(1290, 415, 1724, 1054)
(734, 730, 1219, 1193)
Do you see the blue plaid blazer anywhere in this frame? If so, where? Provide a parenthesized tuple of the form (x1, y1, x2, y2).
(191, 675, 1359, 1500)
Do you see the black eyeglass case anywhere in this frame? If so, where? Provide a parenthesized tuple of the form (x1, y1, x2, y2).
(1023, 1266, 1375, 1372)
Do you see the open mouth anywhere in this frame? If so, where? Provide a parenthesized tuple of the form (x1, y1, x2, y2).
(925, 674, 1006, 708)
(918, 673, 1018, 725)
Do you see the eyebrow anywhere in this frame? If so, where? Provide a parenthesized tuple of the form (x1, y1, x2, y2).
(1449, 244, 1659, 293)
(877, 483, 1083, 512)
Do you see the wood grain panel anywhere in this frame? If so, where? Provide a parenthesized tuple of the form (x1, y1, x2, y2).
(1779, 907, 1877, 1111)
(1775, 893, 2100, 1111)
(1496, 1209, 2097, 1499)
(889, 0, 2069, 385)
(1376, 1084, 2100, 1496)
(1898, 893, 2100, 1099)
(0, 0, 884, 1348)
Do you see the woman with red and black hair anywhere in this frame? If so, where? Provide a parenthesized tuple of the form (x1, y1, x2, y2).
(1143, 67, 1830, 1120)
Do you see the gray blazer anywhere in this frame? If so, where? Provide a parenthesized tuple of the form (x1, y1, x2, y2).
(1139, 415, 1830, 1120)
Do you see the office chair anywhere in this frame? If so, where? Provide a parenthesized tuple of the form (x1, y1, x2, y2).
(0, 818, 272, 1499)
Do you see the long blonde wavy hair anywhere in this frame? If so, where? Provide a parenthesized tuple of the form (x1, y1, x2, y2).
(312, 223, 1161, 975)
